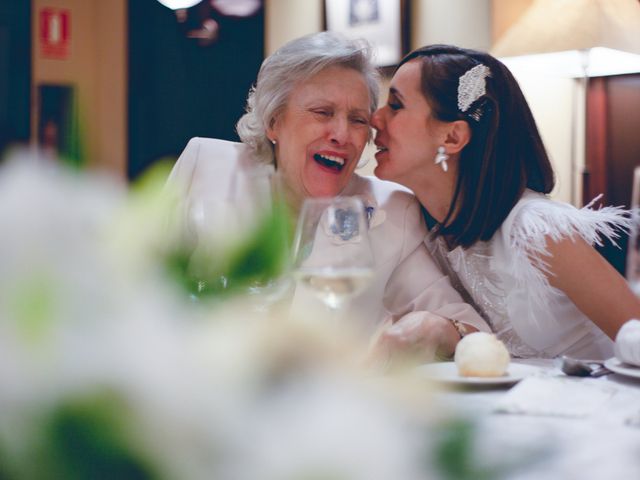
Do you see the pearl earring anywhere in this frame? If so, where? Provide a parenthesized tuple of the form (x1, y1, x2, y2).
(271, 139, 277, 145)
(434, 146, 449, 172)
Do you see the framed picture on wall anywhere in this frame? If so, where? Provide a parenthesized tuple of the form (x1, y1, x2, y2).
(324, 0, 408, 68)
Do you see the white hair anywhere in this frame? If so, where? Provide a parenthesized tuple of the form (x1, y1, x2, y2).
(236, 31, 380, 165)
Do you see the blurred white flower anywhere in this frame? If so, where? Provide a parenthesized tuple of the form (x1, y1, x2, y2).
(226, 376, 429, 480)
(0, 151, 455, 480)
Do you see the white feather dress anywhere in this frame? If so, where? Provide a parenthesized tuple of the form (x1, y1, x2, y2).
(425, 190, 631, 360)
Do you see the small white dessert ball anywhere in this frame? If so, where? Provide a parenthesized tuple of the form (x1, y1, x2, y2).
(454, 332, 510, 377)
(615, 319, 640, 367)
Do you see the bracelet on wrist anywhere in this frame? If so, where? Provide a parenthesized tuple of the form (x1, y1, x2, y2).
(449, 319, 469, 339)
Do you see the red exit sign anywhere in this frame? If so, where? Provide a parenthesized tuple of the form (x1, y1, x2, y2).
(39, 8, 71, 60)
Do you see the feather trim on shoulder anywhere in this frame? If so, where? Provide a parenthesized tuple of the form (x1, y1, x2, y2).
(505, 194, 631, 308)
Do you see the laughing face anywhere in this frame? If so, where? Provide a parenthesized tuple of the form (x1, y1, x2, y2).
(268, 65, 372, 202)
(371, 59, 447, 190)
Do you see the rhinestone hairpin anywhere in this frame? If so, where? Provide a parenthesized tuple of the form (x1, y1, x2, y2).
(458, 64, 491, 113)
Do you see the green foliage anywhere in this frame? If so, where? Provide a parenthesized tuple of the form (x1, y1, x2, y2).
(225, 199, 292, 287)
(433, 418, 488, 480)
(167, 198, 293, 300)
(130, 159, 175, 196)
(125, 159, 293, 302)
(36, 393, 157, 480)
(60, 89, 85, 170)
(0, 448, 11, 480)
(8, 273, 58, 345)
(432, 417, 546, 480)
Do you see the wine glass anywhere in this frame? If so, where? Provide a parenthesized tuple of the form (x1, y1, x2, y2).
(291, 196, 374, 313)
(626, 166, 640, 296)
(182, 164, 293, 306)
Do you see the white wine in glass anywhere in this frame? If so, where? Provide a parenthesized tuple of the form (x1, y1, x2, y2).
(295, 267, 373, 310)
(292, 197, 374, 312)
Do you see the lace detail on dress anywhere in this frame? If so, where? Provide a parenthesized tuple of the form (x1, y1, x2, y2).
(427, 234, 539, 358)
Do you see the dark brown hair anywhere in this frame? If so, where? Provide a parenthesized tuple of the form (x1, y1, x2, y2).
(399, 45, 555, 248)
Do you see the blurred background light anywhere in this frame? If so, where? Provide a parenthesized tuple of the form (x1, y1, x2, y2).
(155, 0, 202, 10)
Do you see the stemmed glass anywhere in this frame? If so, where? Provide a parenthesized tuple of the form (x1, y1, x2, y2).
(183, 164, 292, 306)
(291, 196, 374, 313)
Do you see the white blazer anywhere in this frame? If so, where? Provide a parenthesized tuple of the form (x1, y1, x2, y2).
(168, 137, 488, 334)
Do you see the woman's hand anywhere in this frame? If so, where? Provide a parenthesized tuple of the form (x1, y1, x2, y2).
(369, 312, 466, 368)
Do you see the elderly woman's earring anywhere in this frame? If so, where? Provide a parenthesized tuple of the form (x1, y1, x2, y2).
(270, 139, 277, 145)
(434, 146, 449, 172)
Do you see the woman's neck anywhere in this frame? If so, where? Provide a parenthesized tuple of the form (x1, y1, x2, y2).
(413, 174, 457, 226)
(280, 185, 302, 218)
(270, 166, 303, 217)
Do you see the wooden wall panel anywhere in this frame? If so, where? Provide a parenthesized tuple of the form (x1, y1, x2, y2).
(584, 76, 609, 205)
(606, 74, 640, 209)
(586, 73, 640, 274)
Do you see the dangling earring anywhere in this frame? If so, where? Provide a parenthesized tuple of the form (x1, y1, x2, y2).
(434, 146, 449, 172)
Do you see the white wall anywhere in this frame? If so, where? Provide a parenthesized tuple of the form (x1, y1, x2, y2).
(265, 0, 494, 57)
(265, 0, 323, 55)
(491, 0, 582, 205)
(412, 0, 492, 51)
(511, 72, 576, 204)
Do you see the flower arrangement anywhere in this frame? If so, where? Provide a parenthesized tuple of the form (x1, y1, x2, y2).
(0, 151, 525, 480)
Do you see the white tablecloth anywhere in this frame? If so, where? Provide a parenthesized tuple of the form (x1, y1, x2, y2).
(429, 359, 640, 479)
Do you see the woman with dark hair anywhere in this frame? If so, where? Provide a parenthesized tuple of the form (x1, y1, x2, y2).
(168, 34, 489, 360)
(371, 44, 640, 360)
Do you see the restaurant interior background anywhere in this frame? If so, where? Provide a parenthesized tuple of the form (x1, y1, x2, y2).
(1, 0, 639, 272)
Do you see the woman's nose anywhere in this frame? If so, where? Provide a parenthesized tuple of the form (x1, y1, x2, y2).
(371, 108, 384, 131)
(328, 116, 349, 145)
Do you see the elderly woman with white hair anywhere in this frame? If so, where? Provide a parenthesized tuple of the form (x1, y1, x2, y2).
(168, 31, 488, 361)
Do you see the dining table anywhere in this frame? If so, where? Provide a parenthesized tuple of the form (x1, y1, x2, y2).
(423, 357, 640, 479)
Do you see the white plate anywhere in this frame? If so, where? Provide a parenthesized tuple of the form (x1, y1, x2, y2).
(415, 361, 542, 386)
(604, 357, 640, 379)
